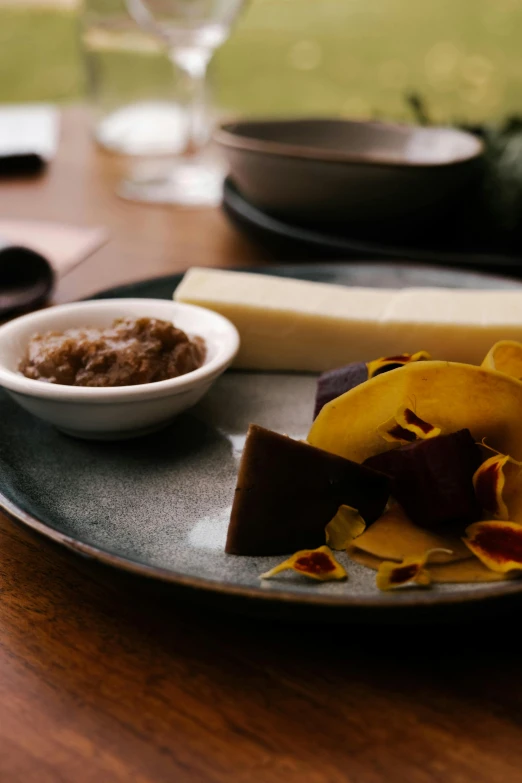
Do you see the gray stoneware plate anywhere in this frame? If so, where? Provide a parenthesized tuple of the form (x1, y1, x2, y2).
(2, 262, 522, 618)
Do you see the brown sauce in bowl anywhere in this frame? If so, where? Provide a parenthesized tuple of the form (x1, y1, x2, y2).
(19, 317, 206, 387)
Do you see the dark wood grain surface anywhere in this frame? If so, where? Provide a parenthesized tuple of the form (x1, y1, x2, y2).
(1, 107, 522, 783)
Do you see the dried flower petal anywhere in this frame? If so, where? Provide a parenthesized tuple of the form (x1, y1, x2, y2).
(367, 351, 431, 379)
(325, 505, 366, 550)
(377, 417, 417, 444)
(482, 340, 522, 380)
(260, 545, 347, 581)
(376, 557, 429, 590)
(348, 545, 510, 583)
(473, 454, 511, 520)
(395, 406, 441, 440)
(376, 548, 452, 591)
(463, 521, 522, 573)
(377, 405, 440, 444)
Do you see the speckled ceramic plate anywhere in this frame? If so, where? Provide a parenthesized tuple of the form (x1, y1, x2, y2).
(2, 262, 522, 616)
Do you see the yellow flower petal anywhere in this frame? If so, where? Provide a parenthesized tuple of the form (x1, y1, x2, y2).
(367, 351, 431, 379)
(377, 405, 440, 444)
(348, 545, 512, 583)
(377, 416, 417, 444)
(463, 521, 522, 573)
(376, 548, 452, 591)
(260, 545, 347, 581)
(395, 406, 441, 440)
(473, 454, 511, 520)
(325, 505, 366, 550)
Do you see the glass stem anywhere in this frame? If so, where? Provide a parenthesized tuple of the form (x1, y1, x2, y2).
(169, 47, 212, 158)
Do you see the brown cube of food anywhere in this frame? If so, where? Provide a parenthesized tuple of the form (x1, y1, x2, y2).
(226, 424, 390, 556)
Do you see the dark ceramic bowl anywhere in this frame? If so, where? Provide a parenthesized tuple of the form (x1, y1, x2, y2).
(214, 118, 484, 227)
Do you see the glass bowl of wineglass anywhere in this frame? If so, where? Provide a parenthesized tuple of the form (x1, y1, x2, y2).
(122, 0, 246, 206)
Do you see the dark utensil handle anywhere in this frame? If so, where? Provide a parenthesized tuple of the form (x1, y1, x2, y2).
(0, 238, 55, 318)
(0, 153, 46, 178)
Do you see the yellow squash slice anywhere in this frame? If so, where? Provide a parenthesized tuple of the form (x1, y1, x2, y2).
(482, 340, 522, 380)
(308, 361, 522, 525)
(351, 504, 472, 564)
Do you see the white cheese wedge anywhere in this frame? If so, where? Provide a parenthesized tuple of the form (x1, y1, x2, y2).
(174, 267, 522, 371)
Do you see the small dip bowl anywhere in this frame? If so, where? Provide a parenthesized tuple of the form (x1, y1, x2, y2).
(0, 298, 239, 440)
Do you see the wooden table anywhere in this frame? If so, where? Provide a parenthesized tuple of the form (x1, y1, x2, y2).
(1, 108, 522, 783)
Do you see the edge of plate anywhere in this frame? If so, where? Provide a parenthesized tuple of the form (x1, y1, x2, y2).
(2, 486, 522, 610)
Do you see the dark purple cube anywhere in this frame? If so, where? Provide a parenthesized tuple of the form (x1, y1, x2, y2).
(363, 429, 483, 533)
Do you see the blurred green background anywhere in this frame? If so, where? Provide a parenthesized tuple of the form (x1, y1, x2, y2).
(2, 0, 522, 122)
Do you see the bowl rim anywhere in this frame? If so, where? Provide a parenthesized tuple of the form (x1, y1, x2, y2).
(214, 117, 485, 169)
(0, 298, 240, 403)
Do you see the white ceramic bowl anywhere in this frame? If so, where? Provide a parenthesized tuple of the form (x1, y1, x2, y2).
(215, 118, 484, 225)
(0, 298, 239, 440)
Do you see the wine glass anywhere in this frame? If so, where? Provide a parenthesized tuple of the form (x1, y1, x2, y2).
(122, 0, 246, 206)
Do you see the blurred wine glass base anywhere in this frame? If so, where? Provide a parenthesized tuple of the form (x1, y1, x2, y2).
(118, 154, 225, 206)
(94, 101, 190, 156)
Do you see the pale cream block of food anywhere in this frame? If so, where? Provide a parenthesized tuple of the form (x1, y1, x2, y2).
(174, 267, 398, 370)
(384, 288, 522, 364)
(174, 268, 522, 371)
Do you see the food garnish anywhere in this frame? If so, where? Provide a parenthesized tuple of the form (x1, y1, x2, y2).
(377, 405, 441, 444)
(366, 351, 431, 378)
(325, 505, 366, 550)
(472, 453, 519, 520)
(377, 419, 417, 444)
(350, 545, 510, 583)
(463, 521, 522, 573)
(375, 548, 452, 591)
(226, 424, 389, 556)
(260, 546, 347, 582)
